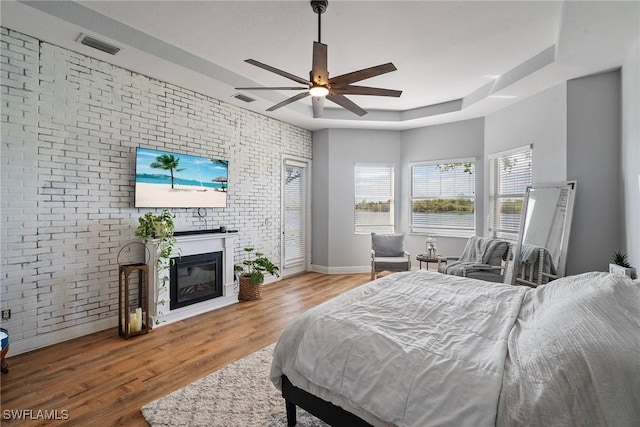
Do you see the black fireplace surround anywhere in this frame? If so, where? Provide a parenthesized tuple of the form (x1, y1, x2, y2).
(170, 251, 223, 310)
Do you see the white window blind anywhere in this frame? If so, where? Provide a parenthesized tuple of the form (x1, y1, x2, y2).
(354, 164, 394, 234)
(489, 145, 532, 240)
(410, 160, 475, 237)
(284, 164, 304, 267)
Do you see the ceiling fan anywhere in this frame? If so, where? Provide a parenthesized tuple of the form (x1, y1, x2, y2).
(235, 0, 402, 118)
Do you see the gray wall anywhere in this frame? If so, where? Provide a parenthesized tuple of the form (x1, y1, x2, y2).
(484, 82, 568, 211)
(311, 130, 330, 267)
(311, 120, 485, 271)
(312, 69, 632, 275)
(567, 70, 622, 275)
(400, 119, 485, 258)
(312, 129, 402, 272)
(621, 36, 640, 270)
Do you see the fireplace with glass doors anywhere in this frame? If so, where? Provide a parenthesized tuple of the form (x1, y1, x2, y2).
(169, 251, 223, 310)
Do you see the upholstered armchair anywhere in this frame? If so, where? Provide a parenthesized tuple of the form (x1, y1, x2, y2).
(371, 233, 411, 280)
(438, 236, 511, 283)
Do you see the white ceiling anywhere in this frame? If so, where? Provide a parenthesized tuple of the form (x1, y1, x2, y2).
(2, 1, 638, 131)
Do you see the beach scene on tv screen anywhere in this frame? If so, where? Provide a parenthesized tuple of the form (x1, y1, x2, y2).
(135, 147, 228, 208)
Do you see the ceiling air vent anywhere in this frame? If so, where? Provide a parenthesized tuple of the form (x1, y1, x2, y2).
(77, 34, 121, 56)
(232, 93, 256, 103)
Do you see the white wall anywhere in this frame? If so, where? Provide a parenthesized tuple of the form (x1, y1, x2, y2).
(621, 36, 640, 270)
(0, 28, 312, 354)
(566, 70, 622, 275)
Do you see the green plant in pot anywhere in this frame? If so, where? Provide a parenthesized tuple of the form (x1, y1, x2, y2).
(234, 247, 279, 301)
(134, 209, 177, 324)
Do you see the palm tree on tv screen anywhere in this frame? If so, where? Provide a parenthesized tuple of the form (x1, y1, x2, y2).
(150, 154, 185, 189)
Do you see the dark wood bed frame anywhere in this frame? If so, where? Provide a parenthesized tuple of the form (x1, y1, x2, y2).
(281, 375, 373, 427)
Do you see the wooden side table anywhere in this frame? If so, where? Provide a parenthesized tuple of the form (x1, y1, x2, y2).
(416, 254, 439, 270)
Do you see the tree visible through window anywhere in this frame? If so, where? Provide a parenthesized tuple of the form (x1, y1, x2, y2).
(354, 164, 394, 234)
(411, 159, 476, 237)
(489, 145, 532, 240)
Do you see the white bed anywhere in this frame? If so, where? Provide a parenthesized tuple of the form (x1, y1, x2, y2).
(270, 270, 640, 427)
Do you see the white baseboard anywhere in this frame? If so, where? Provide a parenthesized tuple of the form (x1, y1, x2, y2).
(310, 265, 424, 275)
(310, 264, 370, 274)
(8, 317, 117, 356)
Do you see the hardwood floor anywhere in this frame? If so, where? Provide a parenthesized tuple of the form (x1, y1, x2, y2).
(0, 272, 370, 426)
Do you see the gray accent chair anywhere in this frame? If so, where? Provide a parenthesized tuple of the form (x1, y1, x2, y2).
(438, 236, 511, 283)
(371, 233, 411, 280)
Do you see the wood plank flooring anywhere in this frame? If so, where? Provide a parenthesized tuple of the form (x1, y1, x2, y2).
(0, 272, 370, 426)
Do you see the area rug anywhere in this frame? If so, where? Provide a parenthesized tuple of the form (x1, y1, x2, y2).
(141, 343, 329, 427)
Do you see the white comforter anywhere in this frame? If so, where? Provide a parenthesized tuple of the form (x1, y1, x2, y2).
(498, 272, 640, 426)
(270, 270, 640, 427)
(271, 270, 527, 426)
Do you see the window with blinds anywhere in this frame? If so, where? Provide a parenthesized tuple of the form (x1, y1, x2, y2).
(410, 159, 476, 237)
(354, 164, 394, 234)
(488, 145, 532, 240)
(284, 164, 305, 268)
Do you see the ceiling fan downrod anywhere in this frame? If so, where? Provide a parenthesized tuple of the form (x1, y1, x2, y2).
(311, 0, 328, 43)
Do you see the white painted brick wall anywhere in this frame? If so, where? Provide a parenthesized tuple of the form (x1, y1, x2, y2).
(0, 27, 312, 354)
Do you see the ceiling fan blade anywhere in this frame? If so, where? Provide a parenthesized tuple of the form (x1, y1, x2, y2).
(245, 59, 310, 86)
(311, 42, 328, 85)
(235, 86, 308, 91)
(334, 85, 402, 97)
(312, 96, 325, 118)
(266, 92, 310, 112)
(327, 93, 367, 116)
(329, 63, 397, 87)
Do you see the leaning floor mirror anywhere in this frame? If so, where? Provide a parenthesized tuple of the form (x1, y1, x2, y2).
(508, 181, 577, 287)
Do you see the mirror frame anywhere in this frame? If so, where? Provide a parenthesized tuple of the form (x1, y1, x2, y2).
(509, 180, 577, 286)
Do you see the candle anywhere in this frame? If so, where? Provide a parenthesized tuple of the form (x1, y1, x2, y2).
(127, 308, 144, 334)
(129, 313, 137, 333)
(136, 307, 143, 331)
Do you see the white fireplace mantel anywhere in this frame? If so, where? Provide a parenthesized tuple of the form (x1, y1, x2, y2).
(146, 232, 238, 327)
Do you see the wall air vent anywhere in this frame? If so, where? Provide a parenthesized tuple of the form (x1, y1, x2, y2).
(232, 93, 256, 103)
(77, 34, 121, 56)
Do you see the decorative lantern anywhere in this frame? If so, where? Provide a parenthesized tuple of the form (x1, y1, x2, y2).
(118, 263, 150, 339)
(425, 234, 438, 259)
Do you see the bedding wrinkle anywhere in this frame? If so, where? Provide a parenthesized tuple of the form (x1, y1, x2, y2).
(288, 271, 526, 427)
(497, 272, 640, 427)
(273, 271, 638, 427)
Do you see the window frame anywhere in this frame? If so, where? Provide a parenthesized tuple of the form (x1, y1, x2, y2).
(488, 144, 533, 241)
(409, 157, 476, 238)
(354, 163, 395, 235)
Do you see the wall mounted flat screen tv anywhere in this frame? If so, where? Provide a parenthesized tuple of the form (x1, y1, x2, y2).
(135, 147, 228, 208)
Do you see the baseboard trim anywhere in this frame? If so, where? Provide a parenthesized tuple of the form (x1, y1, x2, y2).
(310, 265, 370, 274)
(310, 265, 424, 275)
(8, 317, 117, 356)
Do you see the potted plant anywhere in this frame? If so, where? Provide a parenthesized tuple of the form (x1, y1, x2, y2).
(609, 251, 637, 279)
(234, 247, 279, 301)
(134, 209, 177, 323)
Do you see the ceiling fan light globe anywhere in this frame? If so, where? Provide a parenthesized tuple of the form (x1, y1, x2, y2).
(309, 86, 329, 97)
